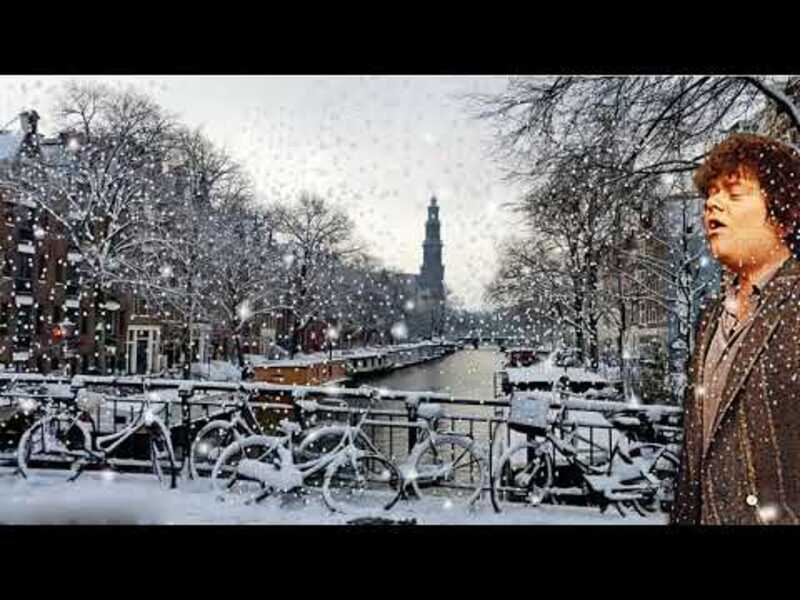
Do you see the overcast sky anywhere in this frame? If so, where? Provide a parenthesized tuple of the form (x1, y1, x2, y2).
(0, 76, 524, 309)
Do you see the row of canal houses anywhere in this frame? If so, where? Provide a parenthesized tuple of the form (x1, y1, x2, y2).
(251, 340, 460, 386)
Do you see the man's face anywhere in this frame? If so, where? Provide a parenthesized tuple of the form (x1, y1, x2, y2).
(704, 168, 786, 272)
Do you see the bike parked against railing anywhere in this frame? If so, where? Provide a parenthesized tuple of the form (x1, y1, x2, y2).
(490, 394, 679, 516)
(17, 385, 177, 488)
(211, 390, 401, 514)
(400, 396, 488, 510)
(0, 382, 57, 460)
(191, 388, 372, 479)
(189, 389, 268, 479)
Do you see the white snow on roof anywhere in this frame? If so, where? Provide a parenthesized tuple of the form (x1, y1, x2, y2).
(505, 365, 611, 385)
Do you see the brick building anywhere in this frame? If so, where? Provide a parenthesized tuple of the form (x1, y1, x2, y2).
(1, 112, 132, 374)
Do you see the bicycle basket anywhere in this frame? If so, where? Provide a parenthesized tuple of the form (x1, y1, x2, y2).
(508, 393, 551, 434)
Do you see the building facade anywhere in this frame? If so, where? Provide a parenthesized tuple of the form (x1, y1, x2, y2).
(1, 112, 132, 374)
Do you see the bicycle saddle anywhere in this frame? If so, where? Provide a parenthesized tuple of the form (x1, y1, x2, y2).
(417, 403, 444, 421)
(605, 410, 649, 430)
(295, 399, 318, 413)
(279, 419, 302, 436)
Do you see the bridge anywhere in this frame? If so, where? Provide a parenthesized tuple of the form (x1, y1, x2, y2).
(455, 336, 532, 349)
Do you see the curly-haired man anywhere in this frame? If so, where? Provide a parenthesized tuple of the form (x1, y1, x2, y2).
(671, 132, 800, 525)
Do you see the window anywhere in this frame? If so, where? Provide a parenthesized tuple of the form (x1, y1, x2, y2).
(18, 256, 33, 280)
(66, 261, 79, 281)
(38, 258, 47, 281)
(107, 310, 119, 341)
(0, 303, 9, 335)
(55, 260, 64, 283)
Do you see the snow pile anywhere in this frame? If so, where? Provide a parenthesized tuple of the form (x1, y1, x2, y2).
(0, 476, 168, 524)
(0, 467, 668, 525)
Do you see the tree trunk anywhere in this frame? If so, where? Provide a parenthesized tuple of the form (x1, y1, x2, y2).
(182, 324, 192, 380)
(234, 328, 245, 368)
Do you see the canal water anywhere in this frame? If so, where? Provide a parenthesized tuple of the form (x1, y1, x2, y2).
(351, 347, 506, 463)
(363, 347, 505, 399)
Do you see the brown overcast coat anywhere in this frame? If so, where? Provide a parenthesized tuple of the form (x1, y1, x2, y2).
(671, 256, 800, 525)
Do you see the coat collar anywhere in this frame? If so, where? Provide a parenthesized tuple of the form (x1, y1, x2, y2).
(703, 255, 800, 459)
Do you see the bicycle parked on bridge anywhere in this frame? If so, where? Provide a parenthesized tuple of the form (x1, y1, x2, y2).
(400, 396, 488, 511)
(16, 385, 177, 488)
(211, 390, 402, 514)
(188, 388, 269, 479)
(190, 388, 373, 480)
(490, 394, 679, 516)
(1, 381, 57, 443)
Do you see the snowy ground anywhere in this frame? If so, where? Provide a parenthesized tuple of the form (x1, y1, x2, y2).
(0, 468, 667, 525)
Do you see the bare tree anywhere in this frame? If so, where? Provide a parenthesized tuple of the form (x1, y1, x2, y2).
(271, 193, 361, 357)
(133, 128, 249, 377)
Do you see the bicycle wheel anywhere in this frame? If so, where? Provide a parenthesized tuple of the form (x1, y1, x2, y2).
(189, 421, 236, 479)
(17, 415, 89, 480)
(296, 425, 373, 460)
(491, 442, 553, 513)
(406, 435, 487, 510)
(323, 453, 402, 514)
(147, 418, 177, 489)
(628, 445, 680, 515)
(211, 435, 281, 499)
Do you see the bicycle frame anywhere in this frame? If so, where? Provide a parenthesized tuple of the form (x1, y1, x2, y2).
(232, 403, 381, 504)
(34, 394, 169, 468)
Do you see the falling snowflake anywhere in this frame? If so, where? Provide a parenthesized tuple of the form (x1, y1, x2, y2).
(237, 301, 253, 322)
(391, 321, 408, 341)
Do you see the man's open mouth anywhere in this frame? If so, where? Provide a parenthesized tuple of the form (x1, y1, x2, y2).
(707, 219, 726, 232)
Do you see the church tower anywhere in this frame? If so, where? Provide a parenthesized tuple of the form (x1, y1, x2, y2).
(419, 196, 445, 301)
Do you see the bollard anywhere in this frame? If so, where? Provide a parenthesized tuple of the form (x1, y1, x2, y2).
(177, 382, 194, 479)
(406, 402, 418, 455)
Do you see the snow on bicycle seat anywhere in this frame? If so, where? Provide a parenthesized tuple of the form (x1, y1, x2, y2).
(279, 419, 302, 435)
(295, 399, 319, 413)
(607, 415, 643, 429)
(417, 403, 444, 421)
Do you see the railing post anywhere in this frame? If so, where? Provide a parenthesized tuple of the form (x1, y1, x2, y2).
(406, 400, 418, 456)
(178, 382, 194, 479)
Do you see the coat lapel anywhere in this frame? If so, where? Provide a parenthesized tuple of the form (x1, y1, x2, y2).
(703, 257, 800, 460)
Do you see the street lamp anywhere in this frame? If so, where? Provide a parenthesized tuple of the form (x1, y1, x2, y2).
(326, 325, 339, 361)
(52, 317, 76, 376)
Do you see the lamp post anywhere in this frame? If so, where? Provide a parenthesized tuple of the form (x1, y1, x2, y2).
(52, 317, 76, 376)
(326, 325, 339, 361)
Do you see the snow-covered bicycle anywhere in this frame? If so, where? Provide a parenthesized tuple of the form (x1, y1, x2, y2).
(490, 395, 678, 516)
(400, 396, 488, 510)
(211, 391, 402, 514)
(190, 389, 371, 479)
(17, 386, 177, 488)
(189, 389, 268, 479)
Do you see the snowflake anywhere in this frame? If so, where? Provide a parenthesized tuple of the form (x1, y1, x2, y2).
(391, 321, 408, 341)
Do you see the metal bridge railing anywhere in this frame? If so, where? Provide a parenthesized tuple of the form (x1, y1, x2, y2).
(0, 374, 683, 500)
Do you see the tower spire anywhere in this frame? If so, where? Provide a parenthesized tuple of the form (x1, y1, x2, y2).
(420, 196, 444, 301)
